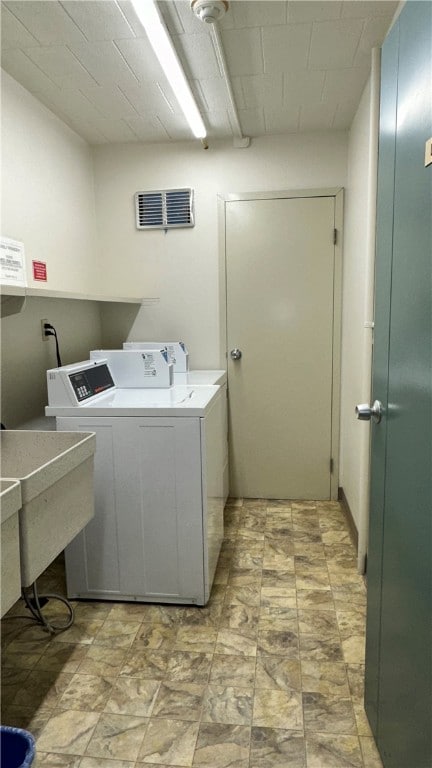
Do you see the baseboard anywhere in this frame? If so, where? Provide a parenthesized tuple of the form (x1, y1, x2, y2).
(338, 487, 359, 550)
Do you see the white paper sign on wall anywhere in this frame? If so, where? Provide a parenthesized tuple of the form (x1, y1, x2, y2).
(0, 237, 27, 287)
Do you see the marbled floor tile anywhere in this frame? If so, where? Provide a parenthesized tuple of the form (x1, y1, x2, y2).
(52, 619, 105, 645)
(295, 553, 327, 570)
(202, 684, 253, 725)
(236, 529, 265, 543)
(1, 645, 45, 671)
(104, 677, 160, 717)
(352, 701, 374, 737)
(321, 529, 352, 546)
(209, 654, 256, 688)
(84, 713, 148, 761)
(331, 587, 366, 613)
(299, 635, 344, 663)
(72, 602, 112, 622)
(93, 621, 141, 649)
(132, 625, 177, 652)
(58, 674, 115, 712)
(215, 628, 257, 657)
(107, 603, 148, 622)
(138, 718, 199, 766)
(223, 585, 261, 607)
(300, 661, 350, 697)
(298, 609, 339, 638)
(80, 758, 135, 768)
(228, 567, 263, 587)
(34, 753, 82, 767)
(174, 626, 217, 654)
(250, 726, 306, 768)
(337, 610, 366, 640)
(12, 669, 74, 710)
(252, 688, 303, 730)
(263, 539, 295, 559)
(255, 656, 301, 692)
(218, 603, 259, 630)
(359, 735, 384, 767)
(35, 642, 88, 674)
(241, 513, 266, 533)
(243, 499, 267, 509)
(192, 722, 250, 767)
(266, 499, 292, 509)
(78, 646, 127, 677)
(260, 596, 298, 625)
(295, 570, 332, 592)
(165, 651, 212, 684)
(305, 732, 363, 767)
(346, 664, 365, 702)
(230, 552, 263, 570)
(37, 709, 100, 755)
(296, 589, 335, 611)
(341, 635, 366, 664)
(120, 650, 169, 680)
(303, 692, 357, 735)
(151, 681, 205, 721)
(257, 629, 299, 659)
(1, 705, 52, 738)
(140, 605, 184, 627)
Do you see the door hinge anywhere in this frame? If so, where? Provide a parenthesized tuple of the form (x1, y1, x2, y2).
(333, 228, 337, 245)
(330, 458, 334, 473)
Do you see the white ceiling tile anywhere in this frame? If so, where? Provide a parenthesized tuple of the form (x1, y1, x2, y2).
(160, 0, 200, 35)
(24, 45, 98, 88)
(283, 69, 325, 105)
(231, 1, 287, 28)
(126, 116, 170, 142)
(193, 77, 232, 110)
(119, 82, 176, 118)
(1, 5, 39, 49)
(323, 67, 369, 102)
(288, 1, 342, 23)
(1, 48, 57, 92)
(114, 37, 165, 82)
(67, 40, 138, 88)
(341, 1, 398, 20)
(40, 84, 107, 123)
(308, 18, 365, 69)
(220, 28, 264, 76)
(237, 107, 266, 137)
(264, 106, 300, 133)
(80, 85, 139, 119)
(202, 109, 232, 138)
(332, 98, 359, 128)
(116, 1, 150, 36)
(60, 0, 135, 41)
(262, 23, 312, 73)
(3, 1, 86, 45)
(299, 102, 337, 130)
(173, 32, 220, 79)
(353, 15, 393, 67)
(157, 110, 193, 140)
(88, 118, 139, 142)
(239, 73, 283, 109)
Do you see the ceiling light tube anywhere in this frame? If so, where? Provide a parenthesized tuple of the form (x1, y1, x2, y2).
(130, 0, 206, 139)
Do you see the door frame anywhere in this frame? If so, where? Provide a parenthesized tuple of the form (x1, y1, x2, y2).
(218, 187, 344, 500)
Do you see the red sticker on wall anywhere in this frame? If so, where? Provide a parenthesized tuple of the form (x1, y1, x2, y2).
(32, 261, 47, 281)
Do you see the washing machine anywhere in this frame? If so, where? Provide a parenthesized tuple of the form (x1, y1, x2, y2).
(45, 359, 226, 606)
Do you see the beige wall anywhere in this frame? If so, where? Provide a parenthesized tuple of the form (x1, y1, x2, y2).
(93, 133, 348, 369)
(339, 78, 374, 531)
(1, 72, 99, 294)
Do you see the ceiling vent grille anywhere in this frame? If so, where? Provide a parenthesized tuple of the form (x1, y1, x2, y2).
(135, 188, 194, 230)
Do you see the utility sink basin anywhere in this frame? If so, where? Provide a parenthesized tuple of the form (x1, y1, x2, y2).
(1, 479, 22, 617)
(1, 430, 96, 587)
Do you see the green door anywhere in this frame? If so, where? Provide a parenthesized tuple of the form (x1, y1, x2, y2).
(364, 3, 432, 766)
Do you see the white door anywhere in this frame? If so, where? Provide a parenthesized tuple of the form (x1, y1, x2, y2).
(225, 194, 339, 500)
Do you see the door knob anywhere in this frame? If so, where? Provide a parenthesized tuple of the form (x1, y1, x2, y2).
(230, 348, 242, 360)
(355, 400, 383, 423)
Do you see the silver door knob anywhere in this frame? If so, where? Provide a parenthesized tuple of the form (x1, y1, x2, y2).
(355, 400, 383, 423)
(230, 348, 242, 360)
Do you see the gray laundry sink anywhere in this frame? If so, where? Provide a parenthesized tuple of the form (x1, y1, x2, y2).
(1, 431, 96, 587)
(1, 479, 22, 617)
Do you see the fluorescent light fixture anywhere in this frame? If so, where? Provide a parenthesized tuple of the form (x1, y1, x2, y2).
(131, 0, 207, 140)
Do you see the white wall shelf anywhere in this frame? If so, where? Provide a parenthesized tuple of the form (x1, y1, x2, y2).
(0, 285, 158, 317)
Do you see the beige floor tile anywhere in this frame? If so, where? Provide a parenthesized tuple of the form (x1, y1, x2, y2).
(35, 643, 88, 674)
(303, 692, 357, 735)
(295, 570, 332, 591)
(346, 663, 365, 701)
(337, 610, 366, 640)
(341, 635, 366, 664)
(192, 723, 250, 767)
(250, 726, 306, 768)
(52, 619, 105, 645)
(34, 754, 82, 767)
(12, 670, 74, 710)
(37, 709, 100, 755)
(299, 635, 344, 663)
(175, 627, 217, 654)
(120, 649, 169, 680)
(107, 602, 149, 622)
(165, 651, 212, 684)
(81, 759, 135, 768)
(218, 603, 260, 630)
(93, 621, 141, 649)
(152, 681, 205, 721)
(296, 590, 335, 611)
(202, 684, 253, 725)
(84, 713, 148, 761)
(298, 609, 339, 638)
(359, 735, 384, 767)
(58, 674, 115, 712)
(209, 654, 256, 688)
(104, 677, 160, 716)
(133, 625, 177, 652)
(300, 661, 350, 697)
(252, 688, 303, 730)
(138, 718, 199, 766)
(223, 585, 261, 606)
(215, 628, 257, 657)
(305, 732, 363, 767)
(257, 629, 299, 659)
(255, 656, 301, 692)
(77, 646, 127, 677)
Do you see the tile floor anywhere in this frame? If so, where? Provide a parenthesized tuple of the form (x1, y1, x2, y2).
(1, 499, 384, 767)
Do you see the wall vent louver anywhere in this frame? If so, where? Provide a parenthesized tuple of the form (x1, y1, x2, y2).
(135, 188, 194, 230)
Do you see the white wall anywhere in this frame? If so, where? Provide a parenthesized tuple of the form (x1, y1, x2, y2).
(339, 77, 375, 533)
(1, 72, 99, 294)
(93, 133, 348, 369)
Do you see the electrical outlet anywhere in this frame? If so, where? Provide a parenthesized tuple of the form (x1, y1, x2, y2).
(41, 318, 50, 341)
